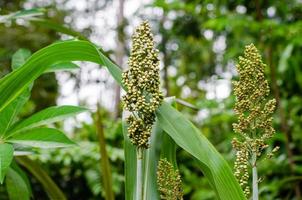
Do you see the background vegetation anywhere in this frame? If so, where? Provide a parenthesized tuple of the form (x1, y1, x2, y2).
(0, 0, 301, 199)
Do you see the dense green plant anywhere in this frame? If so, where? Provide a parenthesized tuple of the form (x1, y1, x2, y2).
(1, 2, 301, 199)
(0, 48, 87, 199)
(0, 9, 279, 200)
(0, 36, 245, 200)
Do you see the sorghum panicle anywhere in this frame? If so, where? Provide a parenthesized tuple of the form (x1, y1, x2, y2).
(157, 159, 183, 200)
(122, 21, 163, 148)
(232, 44, 277, 197)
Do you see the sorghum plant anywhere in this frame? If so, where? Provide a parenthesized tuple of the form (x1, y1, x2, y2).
(122, 21, 163, 199)
(232, 44, 278, 200)
(157, 158, 183, 200)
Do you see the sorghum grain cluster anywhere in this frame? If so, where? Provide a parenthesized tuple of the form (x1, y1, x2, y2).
(122, 21, 163, 148)
(232, 44, 277, 197)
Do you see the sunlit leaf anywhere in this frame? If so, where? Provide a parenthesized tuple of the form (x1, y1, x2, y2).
(7, 105, 87, 136)
(0, 40, 122, 112)
(8, 128, 75, 148)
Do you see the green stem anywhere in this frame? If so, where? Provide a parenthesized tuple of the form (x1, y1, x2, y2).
(252, 154, 258, 200)
(136, 147, 143, 200)
(16, 156, 67, 200)
(95, 104, 115, 200)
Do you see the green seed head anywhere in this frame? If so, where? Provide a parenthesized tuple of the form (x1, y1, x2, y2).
(232, 44, 277, 197)
(122, 21, 163, 148)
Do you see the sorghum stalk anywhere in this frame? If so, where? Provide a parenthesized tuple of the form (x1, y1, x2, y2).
(136, 147, 143, 200)
(122, 21, 163, 200)
(232, 44, 277, 199)
(252, 153, 258, 200)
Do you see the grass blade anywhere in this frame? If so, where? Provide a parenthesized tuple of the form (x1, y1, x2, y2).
(0, 40, 122, 112)
(8, 128, 75, 148)
(156, 102, 246, 200)
(16, 156, 66, 200)
(7, 105, 87, 135)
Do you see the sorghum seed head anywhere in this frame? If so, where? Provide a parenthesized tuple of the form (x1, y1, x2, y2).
(232, 44, 277, 198)
(122, 21, 163, 148)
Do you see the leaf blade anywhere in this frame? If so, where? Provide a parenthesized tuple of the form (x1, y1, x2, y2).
(0, 143, 14, 183)
(0, 40, 122, 112)
(6, 166, 31, 200)
(156, 102, 246, 200)
(8, 128, 75, 148)
(8, 105, 87, 135)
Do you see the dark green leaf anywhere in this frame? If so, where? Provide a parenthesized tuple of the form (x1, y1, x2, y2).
(156, 102, 246, 200)
(0, 143, 14, 183)
(5, 165, 31, 200)
(8, 128, 75, 148)
(7, 105, 87, 136)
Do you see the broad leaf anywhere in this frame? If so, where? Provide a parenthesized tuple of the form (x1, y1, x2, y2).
(0, 49, 32, 136)
(156, 102, 246, 200)
(11, 49, 32, 70)
(16, 156, 66, 200)
(6, 165, 31, 200)
(8, 128, 75, 148)
(0, 88, 31, 136)
(0, 40, 122, 112)
(8, 105, 87, 135)
(0, 143, 14, 183)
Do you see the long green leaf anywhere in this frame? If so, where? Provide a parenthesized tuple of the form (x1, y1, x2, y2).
(0, 88, 31, 136)
(143, 121, 163, 200)
(7, 105, 87, 135)
(5, 166, 30, 200)
(156, 102, 246, 200)
(0, 40, 122, 112)
(0, 143, 14, 183)
(16, 156, 66, 200)
(8, 128, 75, 148)
(31, 19, 88, 41)
(122, 112, 137, 200)
(0, 49, 32, 136)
